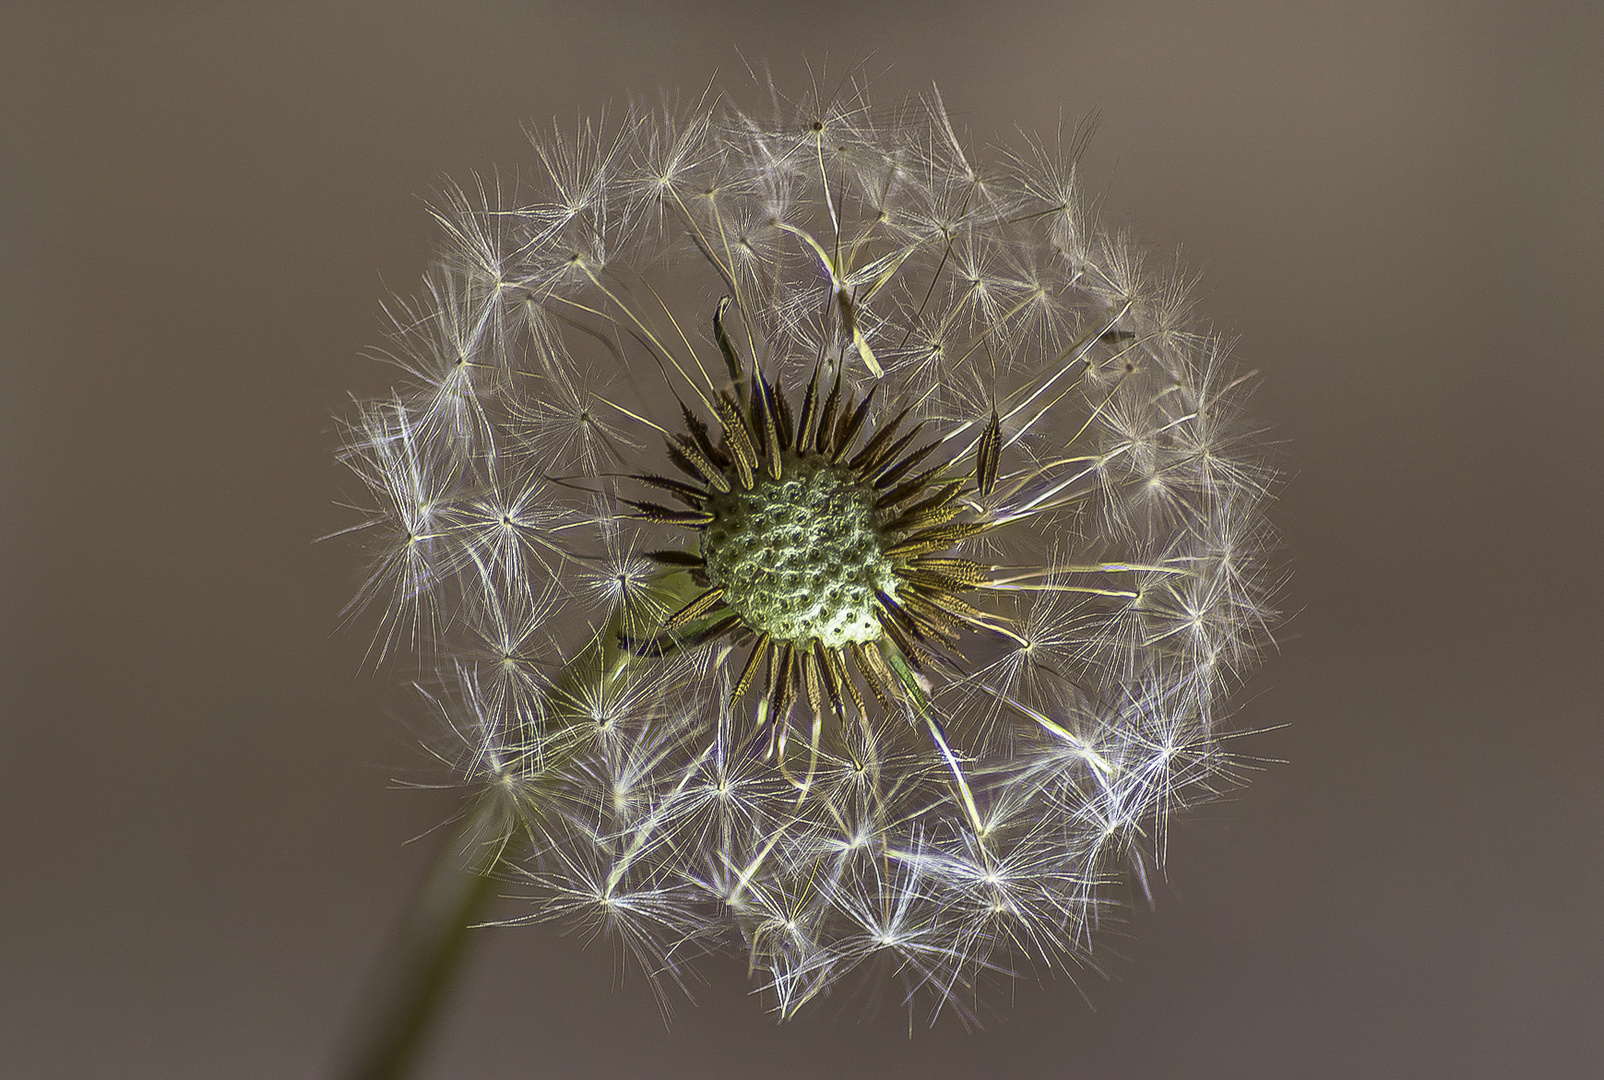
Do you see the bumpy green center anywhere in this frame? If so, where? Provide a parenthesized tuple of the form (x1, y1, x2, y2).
(702, 454, 894, 648)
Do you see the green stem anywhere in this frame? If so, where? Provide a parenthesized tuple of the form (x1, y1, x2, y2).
(332, 805, 505, 1080)
(333, 571, 698, 1079)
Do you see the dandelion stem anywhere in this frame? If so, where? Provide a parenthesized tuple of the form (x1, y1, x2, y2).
(333, 805, 507, 1080)
(335, 564, 700, 1079)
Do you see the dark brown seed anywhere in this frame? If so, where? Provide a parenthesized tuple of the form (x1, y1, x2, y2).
(976, 408, 1001, 498)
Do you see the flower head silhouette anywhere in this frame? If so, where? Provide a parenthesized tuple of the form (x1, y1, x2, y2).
(338, 78, 1278, 1026)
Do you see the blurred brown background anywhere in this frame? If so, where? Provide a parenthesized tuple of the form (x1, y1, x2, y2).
(4, 2, 1601, 1077)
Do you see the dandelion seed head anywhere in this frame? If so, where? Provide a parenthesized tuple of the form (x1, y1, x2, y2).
(335, 73, 1282, 1022)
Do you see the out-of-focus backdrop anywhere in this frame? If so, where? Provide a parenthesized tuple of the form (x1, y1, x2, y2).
(4, 2, 1600, 1077)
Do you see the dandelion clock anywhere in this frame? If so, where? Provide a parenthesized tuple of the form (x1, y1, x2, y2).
(333, 76, 1280, 1071)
